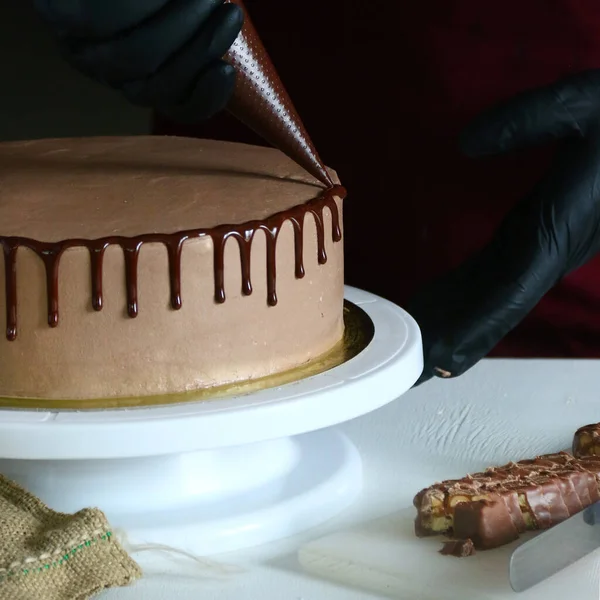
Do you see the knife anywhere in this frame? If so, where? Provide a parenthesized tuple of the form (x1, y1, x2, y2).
(509, 500, 600, 592)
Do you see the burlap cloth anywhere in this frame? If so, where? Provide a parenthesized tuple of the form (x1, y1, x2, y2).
(0, 474, 142, 599)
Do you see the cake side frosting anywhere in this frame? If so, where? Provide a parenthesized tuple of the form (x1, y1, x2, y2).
(0, 136, 345, 400)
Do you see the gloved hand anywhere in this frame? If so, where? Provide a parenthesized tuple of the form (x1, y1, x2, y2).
(409, 69, 600, 385)
(34, 0, 244, 121)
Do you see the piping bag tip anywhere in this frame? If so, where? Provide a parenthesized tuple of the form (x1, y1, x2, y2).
(224, 0, 333, 187)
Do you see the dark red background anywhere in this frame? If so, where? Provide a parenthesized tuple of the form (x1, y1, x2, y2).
(154, 1, 600, 358)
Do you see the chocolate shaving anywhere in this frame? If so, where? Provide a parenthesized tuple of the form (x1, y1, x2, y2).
(439, 539, 475, 558)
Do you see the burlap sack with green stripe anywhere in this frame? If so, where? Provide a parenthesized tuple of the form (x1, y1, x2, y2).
(0, 474, 142, 599)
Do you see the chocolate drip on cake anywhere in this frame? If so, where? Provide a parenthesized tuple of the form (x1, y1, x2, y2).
(89, 242, 108, 312)
(1, 185, 344, 341)
(2, 245, 17, 341)
(414, 452, 600, 551)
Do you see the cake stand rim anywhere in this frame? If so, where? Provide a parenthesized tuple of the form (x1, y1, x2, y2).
(0, 286, 423, 459)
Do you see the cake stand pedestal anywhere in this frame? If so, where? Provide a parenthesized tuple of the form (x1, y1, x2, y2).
(0, 287, 422, 555)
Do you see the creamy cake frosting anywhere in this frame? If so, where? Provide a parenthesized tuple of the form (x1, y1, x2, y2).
(0, 136, 345, 400)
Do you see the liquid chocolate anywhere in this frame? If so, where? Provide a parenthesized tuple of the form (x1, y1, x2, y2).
(1, 185, 345, 341)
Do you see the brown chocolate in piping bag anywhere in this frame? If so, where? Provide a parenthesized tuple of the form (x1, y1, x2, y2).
(224, 0, 333, 187)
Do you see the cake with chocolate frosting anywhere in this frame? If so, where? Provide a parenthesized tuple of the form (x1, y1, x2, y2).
(0, 135, 345, 401)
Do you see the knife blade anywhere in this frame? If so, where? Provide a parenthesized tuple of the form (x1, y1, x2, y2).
(509, 500, 600, 592)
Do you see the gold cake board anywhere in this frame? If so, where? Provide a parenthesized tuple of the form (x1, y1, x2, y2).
(0, 301, 374, 411)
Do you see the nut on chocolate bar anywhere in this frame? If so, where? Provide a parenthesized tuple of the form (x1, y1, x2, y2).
(573, 423, 600, 458)
(414, 452, 600, 551)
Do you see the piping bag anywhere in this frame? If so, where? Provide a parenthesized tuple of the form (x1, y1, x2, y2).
(223, 0, 333, 188)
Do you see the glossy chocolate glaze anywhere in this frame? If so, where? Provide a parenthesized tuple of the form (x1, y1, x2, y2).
(1, 185, 345, 341)
(224, 0, 333, 187)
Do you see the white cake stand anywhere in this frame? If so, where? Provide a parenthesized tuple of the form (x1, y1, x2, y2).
(0, 286, 422, 555)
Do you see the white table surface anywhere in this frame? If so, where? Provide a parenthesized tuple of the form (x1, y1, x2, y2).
(103, 359, 600, 599)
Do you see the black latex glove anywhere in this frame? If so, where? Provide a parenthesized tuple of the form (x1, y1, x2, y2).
(34, 0, 244, 121)
(409, 69, 600, 386)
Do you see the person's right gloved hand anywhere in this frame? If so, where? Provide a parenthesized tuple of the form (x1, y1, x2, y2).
(34, 0, 244, 121)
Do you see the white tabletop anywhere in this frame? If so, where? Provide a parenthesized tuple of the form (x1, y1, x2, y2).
(103, 359, 600, 599)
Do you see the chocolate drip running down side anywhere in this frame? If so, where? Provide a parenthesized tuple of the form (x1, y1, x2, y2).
(1, 185, 345, 341)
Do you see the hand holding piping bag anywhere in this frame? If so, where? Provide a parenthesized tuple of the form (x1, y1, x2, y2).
(35, 0, 332, 187)
(34, 0, 244, 120)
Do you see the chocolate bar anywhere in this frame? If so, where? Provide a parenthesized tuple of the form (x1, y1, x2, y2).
(414, 452, 600, 551)
(573, 423, 600, 458)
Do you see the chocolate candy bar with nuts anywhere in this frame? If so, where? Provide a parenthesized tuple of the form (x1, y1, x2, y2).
(414, 452, 600, 550)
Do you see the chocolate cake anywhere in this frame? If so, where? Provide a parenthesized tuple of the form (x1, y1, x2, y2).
(0, 136, 345, 401)
(414, 452, 600, 551)
(573, 423, 600, 457)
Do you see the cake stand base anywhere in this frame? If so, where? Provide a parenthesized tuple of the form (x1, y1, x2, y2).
(0, 429, 360, 555)
(0, 287, 422, 555)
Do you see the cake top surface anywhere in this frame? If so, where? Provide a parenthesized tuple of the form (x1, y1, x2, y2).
(0, 136, 330, 242)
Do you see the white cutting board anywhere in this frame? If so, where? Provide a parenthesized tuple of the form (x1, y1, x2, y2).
(297, 360, 600, 600)
(299, 507, 600, 599)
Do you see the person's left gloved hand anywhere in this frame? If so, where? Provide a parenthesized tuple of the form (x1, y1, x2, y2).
(34, 0, 244, 122)
(409, 69, 600, 386)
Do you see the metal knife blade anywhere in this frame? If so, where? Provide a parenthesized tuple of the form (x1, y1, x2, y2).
(509, 500, 600, 592)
